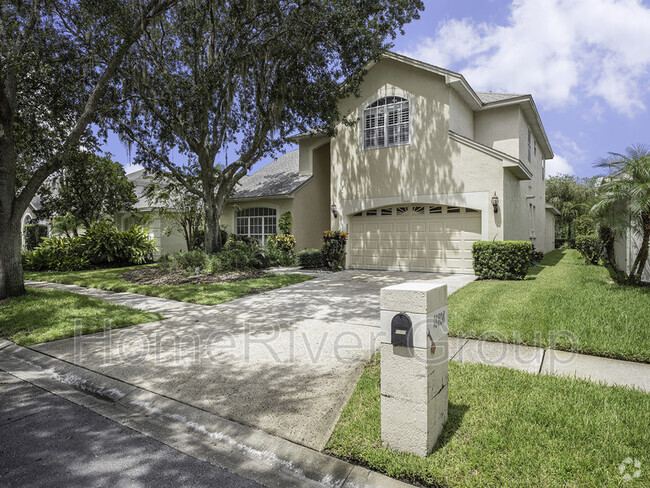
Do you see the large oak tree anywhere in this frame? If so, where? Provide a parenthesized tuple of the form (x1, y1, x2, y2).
(0, 0, 175, 298)
(116, 0, 423, 253)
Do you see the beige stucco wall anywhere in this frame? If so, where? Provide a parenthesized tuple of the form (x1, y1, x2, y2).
(478, 105, 549, 252)
(544, 210, 556, 252)
(221, 157, 330, 252)
(291, 143, 331, 250)
(518, 109, 548, 252)
(474, 106, 520, 159)
(502, 169, 529, 242)
(328, 58, 505, 242)
(220, 198, 293, 237)
(449, 89, 474, 139)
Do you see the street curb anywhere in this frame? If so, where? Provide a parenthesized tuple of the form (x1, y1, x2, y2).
(0, 343, 414, 488)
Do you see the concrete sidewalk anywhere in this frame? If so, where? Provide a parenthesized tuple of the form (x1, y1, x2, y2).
(449, 337, 650, 392)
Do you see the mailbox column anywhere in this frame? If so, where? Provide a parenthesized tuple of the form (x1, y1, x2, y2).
(379, 282, 448, 457)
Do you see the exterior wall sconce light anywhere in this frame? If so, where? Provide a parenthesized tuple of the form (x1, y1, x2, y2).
(331, 204, 339, 218)
(491, 193, 499, 213)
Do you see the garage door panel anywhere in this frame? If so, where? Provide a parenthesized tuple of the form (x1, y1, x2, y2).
(349, 206, 480, 273)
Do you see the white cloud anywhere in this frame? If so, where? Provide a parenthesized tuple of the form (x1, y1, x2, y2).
(546, 155, 575, 176)
(407, 0, 650, 116)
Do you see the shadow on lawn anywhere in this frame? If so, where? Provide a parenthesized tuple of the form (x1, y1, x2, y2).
(432, 402, 469, 454)
(526, 249, 567, 278)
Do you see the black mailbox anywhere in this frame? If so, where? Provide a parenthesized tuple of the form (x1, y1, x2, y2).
(391, 313, 413, 347)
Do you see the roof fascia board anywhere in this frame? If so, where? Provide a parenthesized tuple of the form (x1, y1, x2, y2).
(381, 51, 483, 109)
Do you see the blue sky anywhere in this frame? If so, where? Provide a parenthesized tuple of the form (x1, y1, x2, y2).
(107, 0, 650, 179)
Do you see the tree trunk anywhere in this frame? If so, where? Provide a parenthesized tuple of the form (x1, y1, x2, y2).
(630, 213, 650, 284)
(0, 215, 25, 299)
(599, 224, 619, 270)
(0, 65, 25, 299)
(204, 201, 221, 254)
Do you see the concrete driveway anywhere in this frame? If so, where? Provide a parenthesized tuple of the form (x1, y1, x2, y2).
(32, 271, 475, 450)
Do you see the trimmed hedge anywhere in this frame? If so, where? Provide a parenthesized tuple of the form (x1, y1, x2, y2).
(472, 241, 532, 280)
(297, 249, 323, 269)
(574, 235, 603, 265)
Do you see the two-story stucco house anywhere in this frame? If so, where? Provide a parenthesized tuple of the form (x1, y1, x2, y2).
(220, 52, 557, 274)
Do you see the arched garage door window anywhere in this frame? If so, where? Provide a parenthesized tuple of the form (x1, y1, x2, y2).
(236, 208, 277, 245)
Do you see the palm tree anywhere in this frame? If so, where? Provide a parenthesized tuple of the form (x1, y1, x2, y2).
(592, 144, 650, 285)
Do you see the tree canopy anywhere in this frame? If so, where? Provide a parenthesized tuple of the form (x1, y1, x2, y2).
(116, 0, 424, 252)
(38, 152, 138, 228)
(545, 174, 598, 241)
(0, 0, 175, 298)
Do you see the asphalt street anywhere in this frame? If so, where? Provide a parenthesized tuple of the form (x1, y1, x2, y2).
(0, 371, 264, 488)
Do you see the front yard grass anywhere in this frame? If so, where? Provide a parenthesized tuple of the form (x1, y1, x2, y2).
(0, 288, 164, 346)
(326, 355, 650, 488)
(25, 266, 314, 306)
(449, 249, 650, 362)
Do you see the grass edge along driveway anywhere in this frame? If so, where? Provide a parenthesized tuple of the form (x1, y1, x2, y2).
(325, 354, 650, 488)
(0, 288, 164, 346)
(449, 249, 650, 362)
(25, 266, 314, 306)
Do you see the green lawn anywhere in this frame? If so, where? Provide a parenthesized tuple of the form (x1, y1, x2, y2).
(0, 288, 164, 346)
(449, 249, 650, 362)
(326, 355, 650, 488)
(25, 266, 314, 306)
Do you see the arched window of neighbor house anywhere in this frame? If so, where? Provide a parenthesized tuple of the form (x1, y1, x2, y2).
(236, 208, 277, 245)
(363, 96, 409, 150)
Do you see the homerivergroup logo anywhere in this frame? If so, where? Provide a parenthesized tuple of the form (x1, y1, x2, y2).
(619, 458, 642, 482)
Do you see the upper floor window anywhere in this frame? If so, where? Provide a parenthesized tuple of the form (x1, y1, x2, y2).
(236, 207, 276, 245)
(527, 128, 532, 162)
(363, 96, 409, 150)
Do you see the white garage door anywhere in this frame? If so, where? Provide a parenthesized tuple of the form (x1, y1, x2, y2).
(348, 204, 481, 273)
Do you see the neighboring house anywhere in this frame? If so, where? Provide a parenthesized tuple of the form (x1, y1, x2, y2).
(220, 51, 556, 274)
(115, 169, 187, 257)
(20, 196, 49, 247)
(613, 222, 650, 283)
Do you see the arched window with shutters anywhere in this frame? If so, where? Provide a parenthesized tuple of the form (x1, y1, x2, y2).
(363, 96, 410, 150)
(235, 207, 277, 245)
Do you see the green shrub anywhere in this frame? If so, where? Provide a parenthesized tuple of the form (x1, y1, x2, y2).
(322, 231, 348, 270)
(80, 222, 157, 265)
(531, 245, 544, 263)
(22, 236, 88, 271)
(160, 250, 209, 272)
(574, 235, 603, 265)
(278, 211, 292, 234)
(266, 234, 295, 254)
(265, 234, 296, 266)
(23, 222, 156, 271)
(472, 241, 532, 280)
(207, 247, 267, 273)
(225, 234, 259, 249)
(297, 249, 323, 269)
(23, 223, 48, 251)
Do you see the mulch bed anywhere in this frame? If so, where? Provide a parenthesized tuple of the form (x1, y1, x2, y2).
(121, 266, 270, 286)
